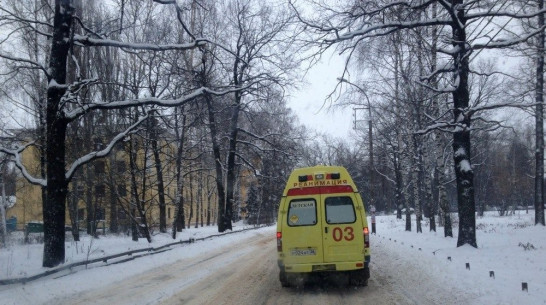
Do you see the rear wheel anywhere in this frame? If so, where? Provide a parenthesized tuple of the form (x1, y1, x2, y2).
(279, 270, 290, 287)
(349, 268, 370, 286)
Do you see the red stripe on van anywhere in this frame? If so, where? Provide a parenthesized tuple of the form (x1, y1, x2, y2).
(322, 185, 354, 194)
(286, 185, 354, 196)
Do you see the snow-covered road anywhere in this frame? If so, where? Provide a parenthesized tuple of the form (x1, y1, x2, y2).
(39, 229, 471, 305)
(4, 213, 543, 305)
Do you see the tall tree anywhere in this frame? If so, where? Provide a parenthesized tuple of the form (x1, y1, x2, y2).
(293, 0, 544, 248)
(535, 0, 545, 226)
(0, 0, 240, 267)
(214, 0, 301, 231)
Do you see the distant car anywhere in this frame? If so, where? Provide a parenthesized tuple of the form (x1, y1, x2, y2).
(276, 165, 370, 287)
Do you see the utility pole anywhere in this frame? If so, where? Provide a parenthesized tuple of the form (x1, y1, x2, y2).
(353, 106, 374, 209)
(340, 78, 376, 210)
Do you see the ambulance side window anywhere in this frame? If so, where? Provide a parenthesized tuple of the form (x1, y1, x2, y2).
(325, 196, 356, 224)
(287, 199, 317, 226)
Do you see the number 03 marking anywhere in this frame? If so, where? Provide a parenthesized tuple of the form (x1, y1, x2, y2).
(332, 227, 354, 242)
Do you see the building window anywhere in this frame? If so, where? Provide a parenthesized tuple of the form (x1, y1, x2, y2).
(168, 208, 171, 219)
(78, 208, 85, 220)
(118, 209, 127, 220)
(95, 184, 105, 197)
(116, 161, 126, 174)
(96, 208, 106, 220)
(117, 184, 127, 197)
(95, 161, 105, 174)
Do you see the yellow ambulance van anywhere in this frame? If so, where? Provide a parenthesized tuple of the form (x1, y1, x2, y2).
(276, 165, 371, 287)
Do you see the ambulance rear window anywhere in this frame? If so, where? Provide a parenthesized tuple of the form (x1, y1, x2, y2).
(325, 196, 356, 224)
(287, 199, 317, 226)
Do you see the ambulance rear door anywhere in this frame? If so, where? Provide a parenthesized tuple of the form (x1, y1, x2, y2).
(282, 194, 325, 265)
(321, 192, 365, 264)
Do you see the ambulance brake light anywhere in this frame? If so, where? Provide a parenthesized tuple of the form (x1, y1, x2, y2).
(363, 227, 370, 248)
(277, 232, 282, 252)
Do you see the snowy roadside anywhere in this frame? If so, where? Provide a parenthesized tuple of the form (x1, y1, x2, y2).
(372, 211, 546, 305)
(0, 222, 263, 281)
(0, 225, 276, 305)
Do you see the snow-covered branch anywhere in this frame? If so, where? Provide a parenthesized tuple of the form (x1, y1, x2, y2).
(234, 152, 260, 176)
(0, 53, 50, 78)
(59, 78, 99, 112)
(324, 18, 452, 44)
(473, 26, 546, 50)
(466, 8, 546, 21)
(65, 113, 150, 181)
(237, 128, 280, 145)
(73, 34, 207, 51)
(0, 143, 46, 187)
(63, 85, 248, 120)
(467, 101, 537, 116)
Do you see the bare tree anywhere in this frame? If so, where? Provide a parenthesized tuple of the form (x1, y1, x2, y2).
(535, 0, 545, 225)
(292, 0, 544, 248)
(0, 0, 242, 267)
(204, 0, 302, 232)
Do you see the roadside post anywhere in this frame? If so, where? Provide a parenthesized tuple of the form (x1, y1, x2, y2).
(371, 205, 376, 234)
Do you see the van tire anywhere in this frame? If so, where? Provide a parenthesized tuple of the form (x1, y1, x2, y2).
(279, 270, 290, 287)
(349, 268, 370, 286)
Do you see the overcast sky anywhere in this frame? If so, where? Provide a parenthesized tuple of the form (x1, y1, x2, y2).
(288, 51, 355, 140)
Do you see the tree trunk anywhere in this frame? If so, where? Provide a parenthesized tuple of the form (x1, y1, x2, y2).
(394, 39, 403, 221)
(129, 133, 140, 242)
(451, 5, 477, 247)
(198, 170, 203, 228)
(85, 147, 94, 235)
(429, 3, 445, 234)
(224, 93, 241, 231)
(187, 171, 194, 228)
(172, 107, 186, 238)
(0, 180, 7, 247)
(394, 152, 404, 220)
(427, 171, 436, 232)
(108, 169, 118, 234)
(535, 0, 545, 226)
(68, 179, 80, 241)
(138, 128, 152, 243)
(206, 175, 213, 226)
(151, 117, 167, 233)
(438, 169, 453, 237)
(412, 134, 422, 234)
(205, 93, 227, 232)
(42, 0, 75, 268)
(405, 209, 411, 232)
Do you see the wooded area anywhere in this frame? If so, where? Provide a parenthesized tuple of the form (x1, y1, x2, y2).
(0, 0, 545, 267)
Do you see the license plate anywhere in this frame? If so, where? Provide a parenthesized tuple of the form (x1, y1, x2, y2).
(291, 248, 316, 256)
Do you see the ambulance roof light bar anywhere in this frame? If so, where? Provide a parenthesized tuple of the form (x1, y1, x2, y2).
(298, 175, 313, 182)
(299, 173, 341, 182)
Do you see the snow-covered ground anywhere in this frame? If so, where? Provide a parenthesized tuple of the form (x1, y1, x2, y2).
(375, 211, 546, 305)
(0, 211, 545, 304)
(0, 222, 259, 280)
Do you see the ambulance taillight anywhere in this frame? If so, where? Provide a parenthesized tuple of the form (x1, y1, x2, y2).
(363, 227, 370, 248)
(277, 232, 282, 252)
